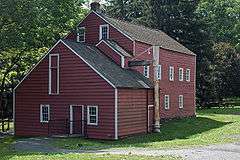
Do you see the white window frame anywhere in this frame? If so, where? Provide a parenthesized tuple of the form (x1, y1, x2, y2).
(179, 68, 183, 81)
(164, 95, 170, 110)
(49, 54, 59, 95)
(157, 65, 162, 80)
(99, 24, 109, 40)
(186, 68, 191, 82)
(144, 65, 150, 78)
(77, 27, 85, 42)
(87, 105, 98, 126)
(169, 66, 174, 81)
(179, 95, 184, 109)
(40, 104, 50, 123)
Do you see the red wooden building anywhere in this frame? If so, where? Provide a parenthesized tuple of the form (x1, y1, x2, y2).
(14, 3, 196, 140)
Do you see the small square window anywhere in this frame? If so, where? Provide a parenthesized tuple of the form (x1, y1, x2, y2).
(144, 66, 150, 78)
(164, 95, 170, 110)
(99, 24, 109, 40)
(186, 69, 191, 82)
(157, 65, 162, 80)
(179, 95, 184, 108)
(179, 68, 183, 81)
(169, 66, 174, 81)
(40, 105, 50, 123)
(87, 106, 98, 125)
(77, 27, 85, 42)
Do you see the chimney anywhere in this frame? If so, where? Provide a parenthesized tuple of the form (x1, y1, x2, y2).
(90, 1, 101, 12)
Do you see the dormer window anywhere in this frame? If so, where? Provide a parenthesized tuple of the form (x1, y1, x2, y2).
(77, 27, 85, 42)
(99, 24, 109, 40)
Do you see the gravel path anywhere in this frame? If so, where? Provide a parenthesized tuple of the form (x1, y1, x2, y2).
(13, 138, 240, 160)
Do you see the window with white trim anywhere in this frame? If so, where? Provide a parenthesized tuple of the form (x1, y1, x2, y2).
(77, 27, 85, 42)
(179, 68, 183, 81)
(144, 65, 150, 78)
(40, 104, 50, 123)
(49, 54, 59, 94)
(87, 106, 98, 125)
(169, 66, 174, 81)
(99, 24, 109, 40)
(186, 69, 191, 82)
(179, 95, 184, 108)
(157, 65, 162, 80)
(164, 95, 170, 110)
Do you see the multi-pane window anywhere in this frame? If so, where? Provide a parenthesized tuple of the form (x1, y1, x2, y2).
(169, 66, 174, 81)
(186, 69, 191, 82)
(164, 95, 170, 110)
(40, 105, 50, 123)
(99, 24, 109, 40)
(157, 65, 162, 80)
(179, 95, 184, 109)
(144, 65, 150, 78)
(179, 68, 183, 81)
(87, 106, 98, 125)
(49, 54, 59, 94)
(77, 27, 85, 42)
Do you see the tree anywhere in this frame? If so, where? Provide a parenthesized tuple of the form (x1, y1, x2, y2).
(0, 0, 88, 131)
(211, 42, 240, 99)
(197, 0, 240, 50)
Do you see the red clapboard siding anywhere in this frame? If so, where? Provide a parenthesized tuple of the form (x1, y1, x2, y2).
(158, 48, 196, 119)
(129, 40, 196, 119)
(118, 89, 153, 137)
(15, 42, 115, 139)
(96, 41, 122, 66)
(65, 12, 134, 54)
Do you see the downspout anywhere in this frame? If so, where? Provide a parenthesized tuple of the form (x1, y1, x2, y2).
(146, 89, 149, 133)
(153, 46, 160, 132)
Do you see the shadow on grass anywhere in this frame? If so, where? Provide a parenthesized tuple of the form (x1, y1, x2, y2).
(115, 117, 232, 147)
(50, 116, 232, 149)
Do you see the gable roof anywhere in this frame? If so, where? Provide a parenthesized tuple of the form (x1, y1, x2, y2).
(94, 11, 195, 56)
(62, 39, 153, 89)
(105, 40, 132, 57)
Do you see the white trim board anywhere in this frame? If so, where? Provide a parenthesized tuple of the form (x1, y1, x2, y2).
(69, 105, 84, 135)
(96, 40, 125, 68)
(14, 40, 62, 91)
(48, 54, 60, 95)
(114, 88, 118, 140)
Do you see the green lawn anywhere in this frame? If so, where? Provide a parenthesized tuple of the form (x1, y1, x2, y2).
(52, 107, 240, 149)
(0, 137, 178, 160)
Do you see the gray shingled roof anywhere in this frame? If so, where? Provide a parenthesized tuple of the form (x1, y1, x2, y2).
(105, 40, 132, 57)
(62, 39, 153, 89)
(97, 13, 195, 55)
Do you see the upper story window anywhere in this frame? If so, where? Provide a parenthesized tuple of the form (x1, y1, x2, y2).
(169, 66, 174, 81)
(144, 65, 150, 78)
(87, 106, 98, 125)
(179, 68, 183, 81)
(77, 27, 85, 42)
(157, 65, 162, 80)
(40, 104, 50, 123)
(164, 95, 170, 110)
(99, 24, 109, 40)
(186, 68, 191, 82)
(49, 54, 59, 95)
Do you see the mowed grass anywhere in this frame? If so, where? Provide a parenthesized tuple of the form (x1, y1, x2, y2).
(52, 107, 240, 149)
(0, 137, 179, 160)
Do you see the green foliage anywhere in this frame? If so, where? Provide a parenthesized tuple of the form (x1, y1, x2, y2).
(197, 0, 240, 49)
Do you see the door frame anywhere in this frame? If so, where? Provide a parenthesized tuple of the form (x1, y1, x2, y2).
(69, 105, 84, 135)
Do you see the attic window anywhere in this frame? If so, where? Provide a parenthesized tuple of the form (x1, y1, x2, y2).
(99, 24, 109, 40)
(143, 66, 150, 78)
(77, 27, 85, 42)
